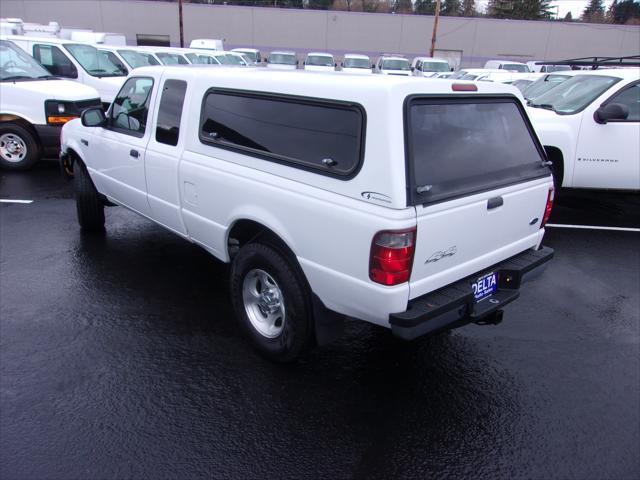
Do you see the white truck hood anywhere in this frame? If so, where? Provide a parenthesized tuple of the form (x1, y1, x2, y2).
(6, 79, 100, 101)
(305, 65, 334, 72)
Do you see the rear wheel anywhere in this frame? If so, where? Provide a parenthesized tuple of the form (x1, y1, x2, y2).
(0, 124, 41, 171)
(74, 161, 105, 231)
(230, 242, 314, 362)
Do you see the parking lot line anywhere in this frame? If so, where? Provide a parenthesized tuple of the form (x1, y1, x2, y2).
(546, 223, 640, 233)
(0, 199, 34, 204)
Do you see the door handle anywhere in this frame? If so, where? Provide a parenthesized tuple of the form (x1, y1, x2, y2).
(130, 149, 139, 158)
(487, 196, 504, 210)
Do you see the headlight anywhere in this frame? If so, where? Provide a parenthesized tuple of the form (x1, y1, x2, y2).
(44, 100, 77, 125)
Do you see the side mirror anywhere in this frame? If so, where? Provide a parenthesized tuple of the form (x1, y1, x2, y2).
(81, 107, 106, 127)
(334, 63, 337, 67)
(411, 66, 415, 72)
(302, 61, 306, 66)
(450, 67, 454, 71)
(265, 57, 269, 63)
(371, 64, 375, 69)
(594, 103, 629, 124)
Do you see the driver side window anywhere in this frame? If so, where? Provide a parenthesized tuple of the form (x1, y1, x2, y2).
(607, 83, 640, 122)
(110, 77, 154, 137)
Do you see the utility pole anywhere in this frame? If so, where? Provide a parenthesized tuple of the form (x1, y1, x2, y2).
(178, 0, 184, 48)
(430, 0, 441, 58)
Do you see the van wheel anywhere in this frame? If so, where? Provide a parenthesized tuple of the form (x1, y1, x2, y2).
(74, 161, 105, 231)
(230, 243, 314, 362)
(0, 124, 41, 170)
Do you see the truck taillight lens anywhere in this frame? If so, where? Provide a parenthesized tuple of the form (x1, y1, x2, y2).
(369, 228, 416, 286)
(541, 187, 554, 228)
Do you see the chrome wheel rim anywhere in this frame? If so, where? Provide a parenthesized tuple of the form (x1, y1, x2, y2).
(242, 268, 285, 338)
(0, 133, 27, 163)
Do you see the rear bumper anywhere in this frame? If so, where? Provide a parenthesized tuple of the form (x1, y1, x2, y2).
(34, 124, 62, 158)
(389, 246, 554, 340)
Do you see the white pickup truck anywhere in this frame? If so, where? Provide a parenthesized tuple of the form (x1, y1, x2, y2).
(61, 66, 554, 361)
(527, 68, 639, 190)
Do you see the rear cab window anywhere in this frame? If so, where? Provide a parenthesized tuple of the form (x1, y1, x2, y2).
(405, 96, 548, 205)
(155, 79, 188, 146)
(199, 90, 365, 178)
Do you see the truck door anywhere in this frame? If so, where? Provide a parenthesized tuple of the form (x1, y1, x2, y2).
(145, 78, 189, 236)
(573, 81, 640, 190)
(87, 76, 155, 216)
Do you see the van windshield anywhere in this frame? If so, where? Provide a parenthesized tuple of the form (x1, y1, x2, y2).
(502, 63, 529, 72)
(118, 50, 160, 68)
(307, 55, 333, 67)
(422, 61, 449, 72)
(382, 58, 410, 71)
(0, 40, 51, 81)
(270, 53, 296, 65)
(64, 44, 126, 77)
(236, 50, 257, 63)
(529, 75, 620, 114)
(343, 58, 370, 69)
(156, 52, 189, 65)
(407, 98, 546, 205)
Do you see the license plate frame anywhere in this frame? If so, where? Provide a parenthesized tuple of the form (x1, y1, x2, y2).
(472, 271, 498, 303)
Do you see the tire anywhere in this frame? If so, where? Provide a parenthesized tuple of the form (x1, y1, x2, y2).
(74, 161, 105, 231)
(230, 242, 314, 362)
(0, 123, 41, 171)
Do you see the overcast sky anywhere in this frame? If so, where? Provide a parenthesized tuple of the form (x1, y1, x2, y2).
(476, 0, 615, 18)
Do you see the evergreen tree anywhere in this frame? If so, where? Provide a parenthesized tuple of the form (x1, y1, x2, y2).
(487, 0, 552, 20)
(393, 0, 414, 13)
(306, 0, 332, 9)
(582, 0, 606, 23)
(563, 11, 573, 21)
(611, 0, 640, 24)
(414, 0, 436, 14)
(462, 0, 476, 16)
(441, 0, 462, 16)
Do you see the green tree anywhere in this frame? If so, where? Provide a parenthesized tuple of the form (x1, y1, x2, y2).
(462, 0, 476, 16)
(393, 0, 414, 13)
(306, 0, 332, 9)
(441, 0, 462, 16)
(582, 0, 606, 22)
(611, 0, 640, 24)
(414, 0, 436, 15)
(487, 0, 553, 20)
(563, 11, 573, 21)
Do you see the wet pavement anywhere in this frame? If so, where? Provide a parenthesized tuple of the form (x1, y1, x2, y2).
(1, 162, 639, 480)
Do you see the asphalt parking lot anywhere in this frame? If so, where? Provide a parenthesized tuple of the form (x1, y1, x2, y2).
(1, 162, 639, 480)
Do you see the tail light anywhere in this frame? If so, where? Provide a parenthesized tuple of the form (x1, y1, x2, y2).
(452, 83, 477, 92)
(541, 187, 554, 228)
(369, 228, 416, 286)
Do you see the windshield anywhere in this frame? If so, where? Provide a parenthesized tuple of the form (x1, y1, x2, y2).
(156, 52, 189, 65)
(461, 74, 478, 80)
(224, 54, 245, 65)
(64, 44, 126, 77)
(449, 70, 467, 79)
(544, 65, 571, 73)
(523, 74, 571, 100)
(530, 75, 620, 114)
(382, 58, 410, 71)
(343, 57, 370, 69)
(422, 61, 449, 72)
(118, 49, 160, 68)
(307, 55, 333, 67)
(0, 40, 51, 81)
(512, 79, 533, 92)
(236, 51, 257, 63)
(502, 63, 529, 72)
(270, 53, 296, 65)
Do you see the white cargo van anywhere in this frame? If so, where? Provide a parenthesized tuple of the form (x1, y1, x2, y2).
(61, 66, 554, 361)
(0, 39, 101, 170)
(484, 60, 530, 73)
(303, 52, 335, 72)
(97, 46, 161, 72)
(3, 35, 126, 106)
(266, 51, 297, 70)
(527, 61, 572, 73)
(375, 55, 411, 76)
(189, 38, 224, 51)
(411, 57, 451, 77)
(231, 48, 261, 64)
(340, 54, 372, 74)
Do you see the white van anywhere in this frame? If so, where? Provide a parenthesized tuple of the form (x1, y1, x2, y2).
(3, 35, 126, 106)
(61, 66, 554, 361)
(340, 54, 372, 74)
(374, 55, 411, 76)
(527, 61, 572, 73)
(484, 60, 530, 73)
(411, 57, 450, 77)
(0, 39, 101, 170)
(143, 47, 190, 66)
(97, 46, 161, 73)
(266, 51, 298, 70)
(231, 48, 261, 64)
(189, 38, 224, 51)
(303, 52, 335, 72)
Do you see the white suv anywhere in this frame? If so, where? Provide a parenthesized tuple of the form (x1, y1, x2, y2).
(61, 67, 554, 361)
(527, 68, 640, 190)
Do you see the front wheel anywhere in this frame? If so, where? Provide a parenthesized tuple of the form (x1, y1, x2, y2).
(0, 124, 41, 170)
(74, 161, 105, 231)
(230, 243, 314, 362)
